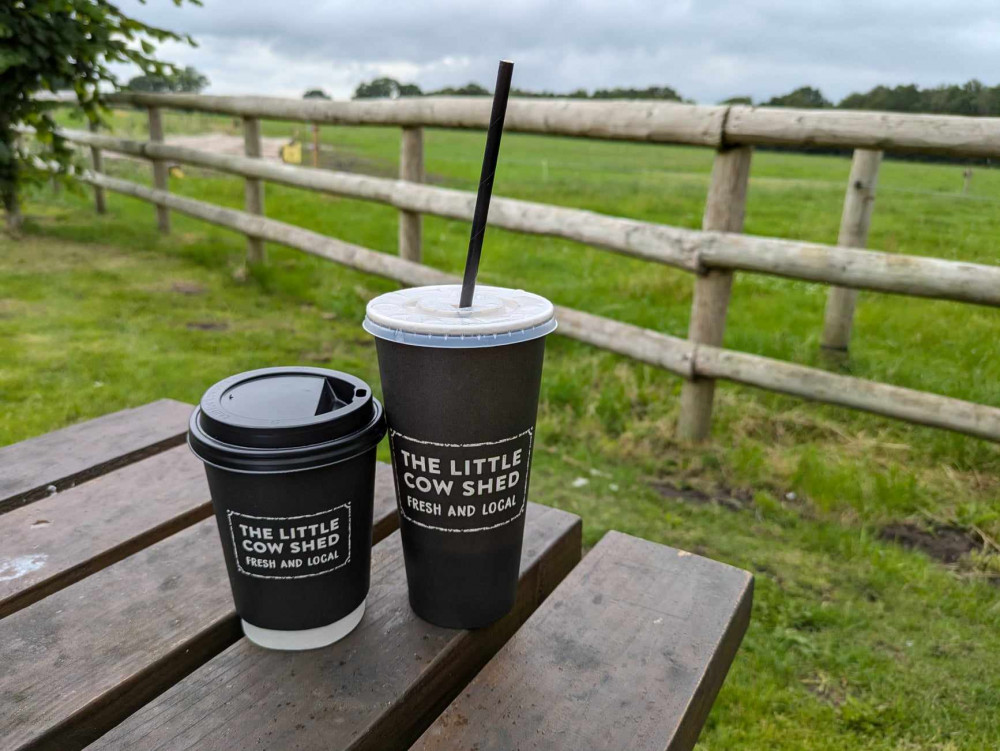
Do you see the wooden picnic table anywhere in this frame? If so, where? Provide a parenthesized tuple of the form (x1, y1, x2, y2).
(0, 400, 753, 751)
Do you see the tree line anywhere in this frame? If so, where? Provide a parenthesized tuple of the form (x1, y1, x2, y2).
(126, 66, 208, 94)
(336, 78, 688, 102)
(122, 69, 1000, 119)
(115, 69, 1000, 118)
(340, 77, 1000, 119)
(736, 81, 1000, 117)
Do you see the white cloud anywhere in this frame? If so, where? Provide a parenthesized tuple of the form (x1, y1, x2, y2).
(117, 0, 1000, 103)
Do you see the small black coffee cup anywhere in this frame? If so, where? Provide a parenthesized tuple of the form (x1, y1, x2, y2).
(188, 366, 385, 650)
(364, 285, 556, 628)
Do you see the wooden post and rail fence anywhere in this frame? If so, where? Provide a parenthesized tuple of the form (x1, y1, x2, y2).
(48, 92, 1000, 444)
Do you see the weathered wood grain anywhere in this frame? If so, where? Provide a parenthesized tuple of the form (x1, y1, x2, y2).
(821, 148, 882, 353)
(555, 306, 694, 378)
(415, 531, 754, 751)
(398, 126, 423, 263)
(103, 93, 727, 148)
(0, 399, 191, 513)
(65, 128, 703, 272)
(0, 465, 400, 751)
(695, 344, 1000, 442)
(0, 520, 235, 751)
(50, 90, 1000, 159)
(678, 146, 753, 441)
(86, 172, 458, 288)
(77, 174, 1000, 443)
(697, 232, 1000, 306)
(0, 446, 208, 619)
(64, 129, 1000, 308)
(87, 120, 106, 214)
(87, 504, 581, 751)
(147, 107, 170, 234)
(725, 104, 1000, 159)
(370, 462, 399, 541)
(242, 116, 266, 265)
(0, 456, 394, 620)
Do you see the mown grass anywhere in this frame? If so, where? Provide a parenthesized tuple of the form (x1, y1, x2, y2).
(7, 108, 999, 748)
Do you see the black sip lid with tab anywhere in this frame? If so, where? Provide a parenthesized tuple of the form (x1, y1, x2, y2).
(189, 366, 385, 473)
(188, 367, 386, 651)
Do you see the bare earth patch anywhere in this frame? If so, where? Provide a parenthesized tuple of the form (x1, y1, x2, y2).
(171, 281, 205, 295)
(879, 522, 980, 564)
(650, 480, 751, 512)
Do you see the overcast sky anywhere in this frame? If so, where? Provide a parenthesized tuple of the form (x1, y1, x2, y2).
(122, 0, 1000, 103)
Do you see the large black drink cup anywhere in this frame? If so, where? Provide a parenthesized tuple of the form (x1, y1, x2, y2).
(188, 367, 385, 650)
(364, 285, 556, 628)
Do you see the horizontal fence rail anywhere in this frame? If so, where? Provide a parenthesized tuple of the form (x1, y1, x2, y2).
(102, 93, 728, 148)
(82, 171, 1000, 443)
(96, 92, 1000, 159)
(724, 107, 1000, 159)
(58, 128, 1000, 308)
(35, 91, 1000, 444)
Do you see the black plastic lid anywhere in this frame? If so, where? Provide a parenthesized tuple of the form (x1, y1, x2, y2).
(188, 367, 385, 473)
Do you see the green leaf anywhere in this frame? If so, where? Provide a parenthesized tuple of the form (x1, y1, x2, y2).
(1, 0, 200, 203)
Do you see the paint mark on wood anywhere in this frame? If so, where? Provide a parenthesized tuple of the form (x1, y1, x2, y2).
(0, 555, 48, 582)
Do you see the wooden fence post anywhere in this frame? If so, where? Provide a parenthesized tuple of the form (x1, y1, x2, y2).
(312, 123, 320, 168)
(821, 148, 882, 355)
(677, 146, 753, 441)
(399, 126, 424, 263)
(88, 120, 106, 214)
(242, 117, 267, 265)
(147, 106, 170, 233)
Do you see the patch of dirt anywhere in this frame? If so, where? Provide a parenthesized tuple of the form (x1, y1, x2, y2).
(650, 481, 751, 512)
(171, 281, 205, 295)
(0, 298, 21, 319)
(801, 673, 848, 708)
(186, 321, 229, 331)
(878, 522, 980, 564)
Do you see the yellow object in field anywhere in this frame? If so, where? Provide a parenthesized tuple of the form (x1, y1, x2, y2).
(169, 165, 185, 178)
(280, 140, 302, 165)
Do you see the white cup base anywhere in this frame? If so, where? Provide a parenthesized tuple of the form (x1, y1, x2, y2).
(242, 598, 366, 651)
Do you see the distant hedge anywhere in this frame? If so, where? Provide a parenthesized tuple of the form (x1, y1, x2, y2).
(349, 77, 1000, 164)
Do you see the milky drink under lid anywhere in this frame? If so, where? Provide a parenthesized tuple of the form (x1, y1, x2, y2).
(363, 285, 556, 347)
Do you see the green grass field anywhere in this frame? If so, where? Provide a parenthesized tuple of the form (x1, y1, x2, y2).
(4, 107, 999, 748)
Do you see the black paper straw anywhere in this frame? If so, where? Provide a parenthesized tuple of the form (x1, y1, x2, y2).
(459, 60, 514, 308)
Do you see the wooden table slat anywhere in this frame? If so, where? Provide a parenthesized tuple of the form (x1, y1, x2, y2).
(87, 504, 582, 751)
(0, 455, 394, 621)
(0, 468, 400, 751)
(0, 447, 208, 619)
(0, 399, 192, 513)
(414, 530, 754, 751)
